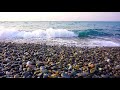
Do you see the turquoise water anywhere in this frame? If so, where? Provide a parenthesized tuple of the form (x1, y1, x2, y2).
(0, 21, 120, 47)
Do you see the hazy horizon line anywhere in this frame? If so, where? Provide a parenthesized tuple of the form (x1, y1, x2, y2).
(0, 20, 120, 22)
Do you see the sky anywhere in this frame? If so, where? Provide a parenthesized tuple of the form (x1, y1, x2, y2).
(0, 12, 120, 21)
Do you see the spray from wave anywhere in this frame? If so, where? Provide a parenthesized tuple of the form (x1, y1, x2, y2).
(0, 27, 77, 39)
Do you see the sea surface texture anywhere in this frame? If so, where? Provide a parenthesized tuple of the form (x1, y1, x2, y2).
(0, 21, 120, 47)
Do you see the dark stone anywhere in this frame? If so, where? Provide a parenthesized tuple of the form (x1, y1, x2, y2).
(23, 71, 33, 78)
(36, 62, 44, 68)
(3, 61, 8, 64)
(78, 76, 84, 78)
(11, 64, 19, 68)
(18, 61, 22, 65)
(0, 72, 5, 76)
(0, 67, 2, 70)
(39, 63, 44, 66)
(14, 62, 19, 64)
(43, 74, 49, 78)
(61, 72, 70, 78)
(70, 70, 77, 77)
(26, 75, 32, 78)
(0, 60, 2, 63)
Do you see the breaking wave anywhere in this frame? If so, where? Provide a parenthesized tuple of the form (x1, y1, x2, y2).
(0, 26, 120, 40)
(0, 27, 77, 39)
(0, 26, 119, 47)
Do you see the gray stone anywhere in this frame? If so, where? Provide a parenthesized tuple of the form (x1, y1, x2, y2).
(61, 72, 70, 78)
(115, 65, 120, 70)
(0, 72, 4, 76)
(43, 73, 49, 78)
(23, 72, 32, 78)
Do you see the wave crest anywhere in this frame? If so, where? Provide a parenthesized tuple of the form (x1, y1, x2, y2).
(0, 27, 77, 39)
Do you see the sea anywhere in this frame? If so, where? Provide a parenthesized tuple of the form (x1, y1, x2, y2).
(0, 21, 120, 47)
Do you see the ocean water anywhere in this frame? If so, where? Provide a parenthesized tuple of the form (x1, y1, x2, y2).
(0, 21, 120, 47)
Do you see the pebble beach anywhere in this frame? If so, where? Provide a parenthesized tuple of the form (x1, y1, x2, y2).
(0, 42, 120, 78)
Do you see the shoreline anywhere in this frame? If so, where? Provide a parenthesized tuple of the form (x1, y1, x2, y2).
(0, 38, 120, 48)
(0, 42, 120, 78)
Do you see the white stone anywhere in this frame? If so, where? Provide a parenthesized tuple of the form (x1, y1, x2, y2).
(105, 58, 110, 62)
(99, 68, 102, 71)
(26, 61, 32, 65)
(68, 64, 72, 70)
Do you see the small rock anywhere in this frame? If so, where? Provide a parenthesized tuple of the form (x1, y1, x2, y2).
(88, 62, 95, 68)
(0, 72, 4, 76)
(19, 65, 22, 71)
(70, 70, 77, 76)
(26, 61, 32, 67)
(61, 72, 70, 78)
(36, 63, 44, 68)
(11, 64, 19, 68)
(90, 68, 96, 74)
(68, 64, 72, 70)
(23, 68, 27, 71)
(18, 61, 22, 65)
(23, 72, 32, 78)
(115, 65, 120, 70)
(79, 72, 89, 77)
(6, 71, 11, 75)
(82, 66, 89, 72)
(27, 67, 32, 72)
(49, 62, 55, 66)
(16, 58, 21, 61)
(3, 61, 8, 64)
(34, 70, 40, 75)
(105, 58, 110, 62)
(51, 66, 57, 70)
(5, 58, 10, 61)
(40, 66, 45, 71)
(37, 73, 43, 78)
(101, 74, 109, 78)
(26, 61, 35, 69)
(24, 52, 29, 55)
(99, 68, 102, 71)
(26, 75, 32, 78)
(43, 73, 49, 78)
(14, 74, 19, 78)
(92, 75, 100, 78)
(42, 69, 48, 73)
(50, 74, 58, 78)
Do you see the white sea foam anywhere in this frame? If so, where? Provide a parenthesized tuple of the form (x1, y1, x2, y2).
(0, 26, 119, 47)
(89, 39, 120, 47)
(0, 27, 77, 39)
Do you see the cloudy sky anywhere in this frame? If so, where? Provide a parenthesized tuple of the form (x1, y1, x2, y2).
(0, 12, 120, 21)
